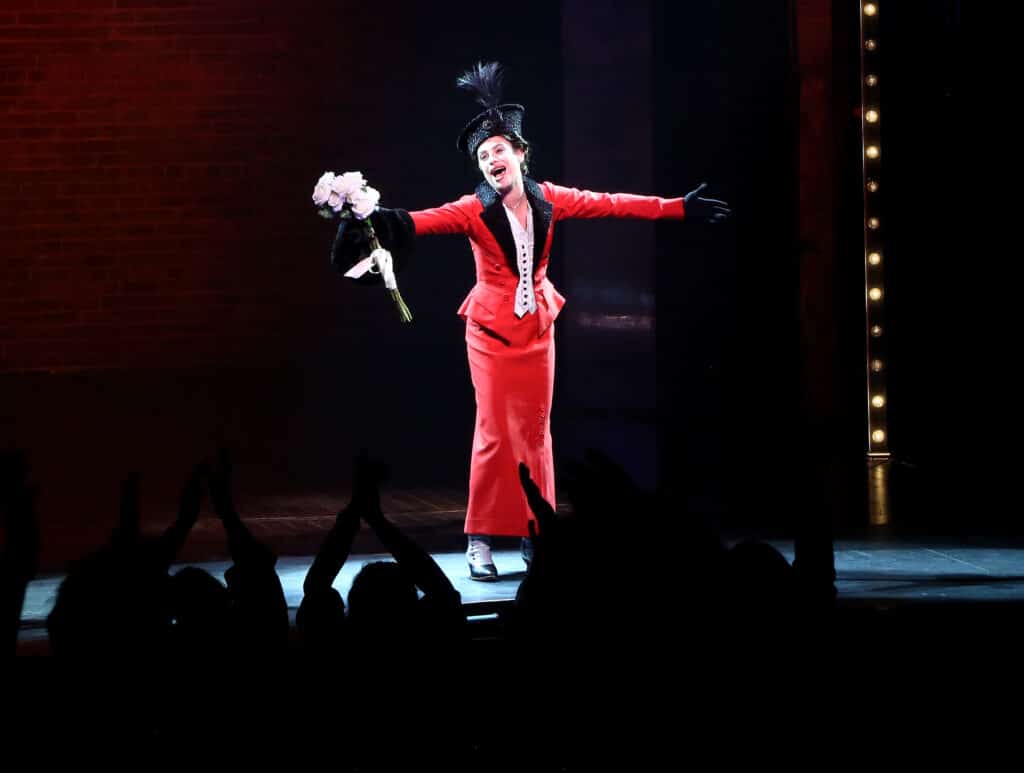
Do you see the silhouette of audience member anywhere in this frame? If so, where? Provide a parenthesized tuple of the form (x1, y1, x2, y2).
(295, 462, 360, 653)
(165, 453, 290, 655)
(45, 453, 290, 657)
(206, 451, 290, 652)
(514, 450, 693, 647)
(723, 538, 798, 625)
(515, 448, 788, 655)
(1, 451, 39, 655)
(45, 470, 202, 657)
(299, 453, 465, 651)
(516, 446, 821, 676)
(167, 564, 232, 655)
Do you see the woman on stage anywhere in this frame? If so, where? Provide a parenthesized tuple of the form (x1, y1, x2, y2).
(332, 62, 730, 580)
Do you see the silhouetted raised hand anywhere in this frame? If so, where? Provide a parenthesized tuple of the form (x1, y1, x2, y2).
(517, 460, 563, 581)
(296, 457, 364, 652)
(302, 498, 360, 600)
(208, 451, 270, 565)
(111, 472, 141, 554)
(157, 464, 204, 566)
(515, 460, 591, 643)
(519, 461, 557, 534)
(208, 450, 288, 651)
(46, 471, 177, 657)
(358, 456, 457, 601)
(348, 452, 464, 644)
(517, 451, 668, 649)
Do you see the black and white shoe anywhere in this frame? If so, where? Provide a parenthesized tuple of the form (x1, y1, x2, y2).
(467, 536, 498, 581)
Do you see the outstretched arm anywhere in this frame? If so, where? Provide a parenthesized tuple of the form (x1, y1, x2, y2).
(544, 182, 683, 220)
(406, 196, 477, 236)
(543, 181, 730, 223)
(330, 196, 476, 284)
(330, 206, 417, 281)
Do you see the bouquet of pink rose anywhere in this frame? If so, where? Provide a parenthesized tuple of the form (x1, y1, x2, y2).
(312, 171, 412, 323)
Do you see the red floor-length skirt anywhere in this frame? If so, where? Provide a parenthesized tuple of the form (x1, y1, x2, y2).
(463, 317, 557, 537)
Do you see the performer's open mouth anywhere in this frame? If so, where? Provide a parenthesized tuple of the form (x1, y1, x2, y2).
(491, 165, 507, 183)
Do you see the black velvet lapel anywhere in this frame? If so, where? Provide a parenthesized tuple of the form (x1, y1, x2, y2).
(476, 182, 519, 276)
(524, 177, 553, 267)
(475, 177, 552, 276)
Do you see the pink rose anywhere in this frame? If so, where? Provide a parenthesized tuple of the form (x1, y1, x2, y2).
(327, 191, 345, 212)
(330, 171, 365, 201)
(312, 171, 335, 206)
(349, 186, 380, 220)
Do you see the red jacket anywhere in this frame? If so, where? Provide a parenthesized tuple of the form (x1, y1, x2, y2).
(407, 178, 685, 339)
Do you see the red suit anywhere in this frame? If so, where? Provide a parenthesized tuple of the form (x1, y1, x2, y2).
(407, 178, 685, 536)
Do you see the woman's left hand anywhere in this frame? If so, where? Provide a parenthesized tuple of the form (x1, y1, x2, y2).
(684, 183, 732, 223)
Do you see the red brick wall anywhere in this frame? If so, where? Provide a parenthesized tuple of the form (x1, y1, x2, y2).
(0, 0, 387, 372)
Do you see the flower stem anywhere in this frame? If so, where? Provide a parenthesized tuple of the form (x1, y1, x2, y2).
(366, 220, 413, 323)
(389, 289, 413, 323)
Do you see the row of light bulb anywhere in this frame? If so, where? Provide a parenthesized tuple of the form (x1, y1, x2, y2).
(864, 3, 886, 452)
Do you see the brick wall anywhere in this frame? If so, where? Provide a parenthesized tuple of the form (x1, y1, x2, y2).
(0, 0, 391, 372)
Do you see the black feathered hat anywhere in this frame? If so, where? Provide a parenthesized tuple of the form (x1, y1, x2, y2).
(455, 61, 525, 158)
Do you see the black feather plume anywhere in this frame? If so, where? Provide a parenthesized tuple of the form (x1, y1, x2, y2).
(456, 61, 505, 109)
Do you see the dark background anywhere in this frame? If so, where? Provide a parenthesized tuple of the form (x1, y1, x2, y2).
(870, 1, 974, 533)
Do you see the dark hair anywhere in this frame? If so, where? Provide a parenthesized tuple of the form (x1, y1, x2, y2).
(347, 561, 417, 626)
(506, 133, 532, 174)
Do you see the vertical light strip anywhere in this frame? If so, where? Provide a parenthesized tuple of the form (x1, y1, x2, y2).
(861, 2, 889, 460)
(868, 457, 891, 526)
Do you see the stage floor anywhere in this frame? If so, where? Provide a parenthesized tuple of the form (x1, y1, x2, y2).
(18, 536, 1024, 652)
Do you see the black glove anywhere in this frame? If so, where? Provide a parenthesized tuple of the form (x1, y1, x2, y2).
(683, 183, 731, 223)
(330, 207, 416, 285)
